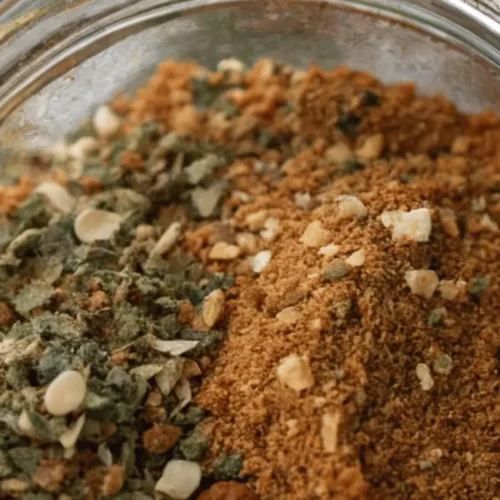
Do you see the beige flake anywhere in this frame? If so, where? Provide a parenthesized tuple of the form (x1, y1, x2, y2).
(405, 270, 439, 299)
(261, 217, 280, 241)
(336, 195, 368, 219)
(44, 370, 87, 416)
(74, 209, 122, 243)
(345, 248, 365, 267)
(93, 105, 121, 138)
(321, 412, 341, 453)
(318, 243, 340, 257)
(380, 208, 432, 242)
(235, 232, 259, 254)
(438, 279, 467, 301)
(277, 354, 315, 392)
(355, 133, 384, 160)
(35, 182, 75, 214)
(325, 143, 354, 164)
(416, 363, 434, 391)
(209, 242, 241, 260)
(300, 221, 330, 248)
(252, 250, 272, 273)
(155, 460, 202, 499)
(245, 210, 268, 231)
(150, 222, 181, 257)
(276, 307, 301, 325)
(203, 289, 225, 328)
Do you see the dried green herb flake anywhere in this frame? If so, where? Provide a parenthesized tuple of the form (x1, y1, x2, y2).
(468, 276, 490, 296)
(214, 453, 244, 481)
(12, 282, 54, 316)
(336, 113, 361, 138)
(178, 431, 210, 461)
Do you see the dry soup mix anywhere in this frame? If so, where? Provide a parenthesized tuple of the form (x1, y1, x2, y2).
(0, 58, 498, 499)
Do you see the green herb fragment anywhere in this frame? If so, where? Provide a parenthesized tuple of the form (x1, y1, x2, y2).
(84, 384, 137, 424)
(360, 89, 380, 106)
(213, 97, 240, 118)
(282, 101, 294, 114)
(6, 321, 33, 341)
(85, 242, 120, 269)
(82, 161, 111, 182)
(14, 194, 51, 231)
(32, 312, 86, 340)
(428, 309, 445, 327)
(468, 276, 490, 296)
(7, 228, 43, 259)
(323, 260, 349, 281)
(0, 225, 12, 250)
(8, 446, 42, 475)
(31, 256, 64, 285)
(214, 453, 244, 481)
(12, 281, 54, 316)
(343, 159, 365, 173)
(157, 314, 182, 340)
(185, 154, 225, 185)
(27, 411, 56, 441)
(433, 353, 453, 375)
(171, 405, 207, 428)
(471, 197, 486, 213)
(75, 341, 108, 375)
(93, 187, 151, 215)
(204, 273, 235, 294)
(398, 173, 412, 184)
(419, 460, 433, 471)
(179, 328, 224, 357)
(192, 78, 222, 110)
(5, 363, 29, 390)
(127, 122, 161, 152)
(0, 450, 14, 478)
(121, 429, 139, 474)
(113, 303, 146, 344)
(25, 494, 55, 500)
(336, 113, 361, 138)
(257, 129, 276, 148)
(155, 297, 180, 314)
(178, 431, 210, 461)
(0, 424, 22, 449)
(38, 216, 76, 259)
(37, 344, 72, 384)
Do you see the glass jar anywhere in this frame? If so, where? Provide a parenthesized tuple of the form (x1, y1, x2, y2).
(1, 0, 500, 149)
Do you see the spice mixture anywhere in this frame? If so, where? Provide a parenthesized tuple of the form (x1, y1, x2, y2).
(0, 58, 499, 499)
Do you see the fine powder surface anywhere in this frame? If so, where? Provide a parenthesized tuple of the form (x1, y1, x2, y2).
(150, 62, 500, 499)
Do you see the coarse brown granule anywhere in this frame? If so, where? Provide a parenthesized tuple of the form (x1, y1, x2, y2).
(101, 464, 126, 496)
(32, 460, 67, 492)
(0, 301, 15, 325)
(86, 289, 110, 312)
(0, 175, 33, 213)
(197, 481, 260, 500)
(85, 465, 108, 498)
(120, 149, 145, 170)
(142, 423, 182, 454)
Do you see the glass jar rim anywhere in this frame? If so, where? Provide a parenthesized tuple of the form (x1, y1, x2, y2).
(1, 0, 500, 123)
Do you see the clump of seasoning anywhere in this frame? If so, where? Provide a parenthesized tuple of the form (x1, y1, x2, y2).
(1, 57, 500, 500)
(0, 83, 236, 497)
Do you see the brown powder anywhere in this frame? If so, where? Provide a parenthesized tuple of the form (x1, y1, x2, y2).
(137, 62, 500, 499)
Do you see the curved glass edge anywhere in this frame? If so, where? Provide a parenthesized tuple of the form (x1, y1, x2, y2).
(1, 0, 500, 123)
